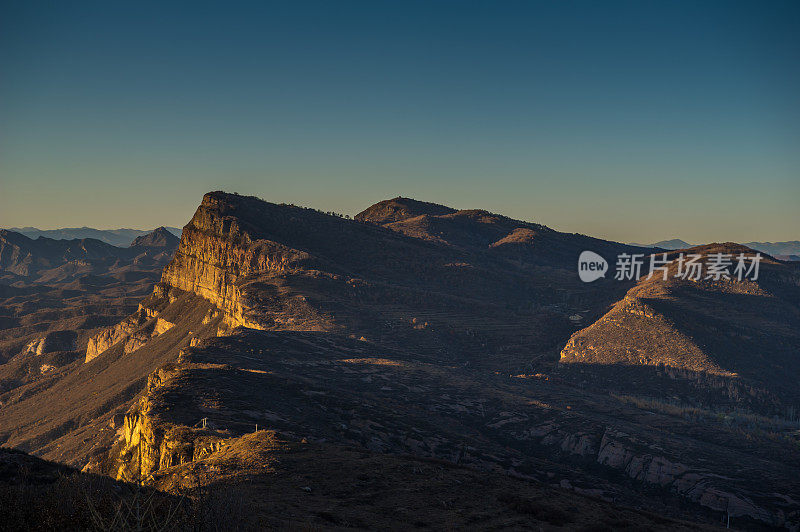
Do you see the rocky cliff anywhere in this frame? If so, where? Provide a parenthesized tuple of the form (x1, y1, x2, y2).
(157, 193, 315, 329)
(108, 364, 226, 481)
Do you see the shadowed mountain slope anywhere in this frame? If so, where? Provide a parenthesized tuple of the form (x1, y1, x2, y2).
(2, 192, 799, 528)
(146, 430, 714, 530)
(558, 243, 800, 415)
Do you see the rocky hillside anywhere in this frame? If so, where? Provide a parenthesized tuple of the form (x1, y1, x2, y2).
(155, 192, 647, 370)
(0, 441, 708, 531)
(559, 243, 800, 415)
(95, 327, 799, 528)
(3, 192, 799, 529)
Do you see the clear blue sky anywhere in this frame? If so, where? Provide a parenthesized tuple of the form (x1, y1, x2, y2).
(1, 0, 798, 243)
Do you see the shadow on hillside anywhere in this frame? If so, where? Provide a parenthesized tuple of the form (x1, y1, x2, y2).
(640, 289, 800, 397)
(556, 361, 800, 420)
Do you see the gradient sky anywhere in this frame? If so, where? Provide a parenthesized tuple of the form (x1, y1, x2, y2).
(1, 0, 798, 243)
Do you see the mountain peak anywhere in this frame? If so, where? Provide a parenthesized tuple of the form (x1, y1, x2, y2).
(355, 197, 457, 224)
(627, 238, 692, 249)
(130, 227, 180, 248)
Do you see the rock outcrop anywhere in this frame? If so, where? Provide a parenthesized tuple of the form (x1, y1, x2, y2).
(85, 310, 148, 363)
(110, 365, 227, 482)
(85, 303, 174, 362)
(24, 331, 77, 356)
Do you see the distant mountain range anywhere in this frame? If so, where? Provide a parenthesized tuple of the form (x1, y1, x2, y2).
(626, 238, 693, 250)
(0, 226, 179, 283)
(5, 226, 182, 247)
(628, 238, 800, 260)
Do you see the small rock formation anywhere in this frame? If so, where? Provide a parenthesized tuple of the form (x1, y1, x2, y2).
(153, 317, 174, 336)
(86, 311, 147, 363)
(24, 330, 78, 355)
(85, 306, 174, 362)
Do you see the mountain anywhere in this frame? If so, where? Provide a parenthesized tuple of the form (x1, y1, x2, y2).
(1, 192, 798, 529)
(7, 227, 183, 247)
(629, 238, 800, 260)
(0, 229, 127, 279)
(0, 228, 179, 283)
(0, 227, 180, 374)
(628, 238, 692, 249)
(359, 197, 655, 268)
(743, 240, 800, 258)
(130, 226, 180, 249)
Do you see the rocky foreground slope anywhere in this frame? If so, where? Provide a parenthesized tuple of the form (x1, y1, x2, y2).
(2, 192, 799, 529)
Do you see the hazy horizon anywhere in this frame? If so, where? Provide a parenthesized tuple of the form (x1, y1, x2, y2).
(2, 1, 798, 243)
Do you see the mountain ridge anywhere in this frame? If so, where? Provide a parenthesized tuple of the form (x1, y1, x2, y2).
(6, 226, 183, 247)
(2, 192, 799, 529)
(629, 238, 800, 259)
